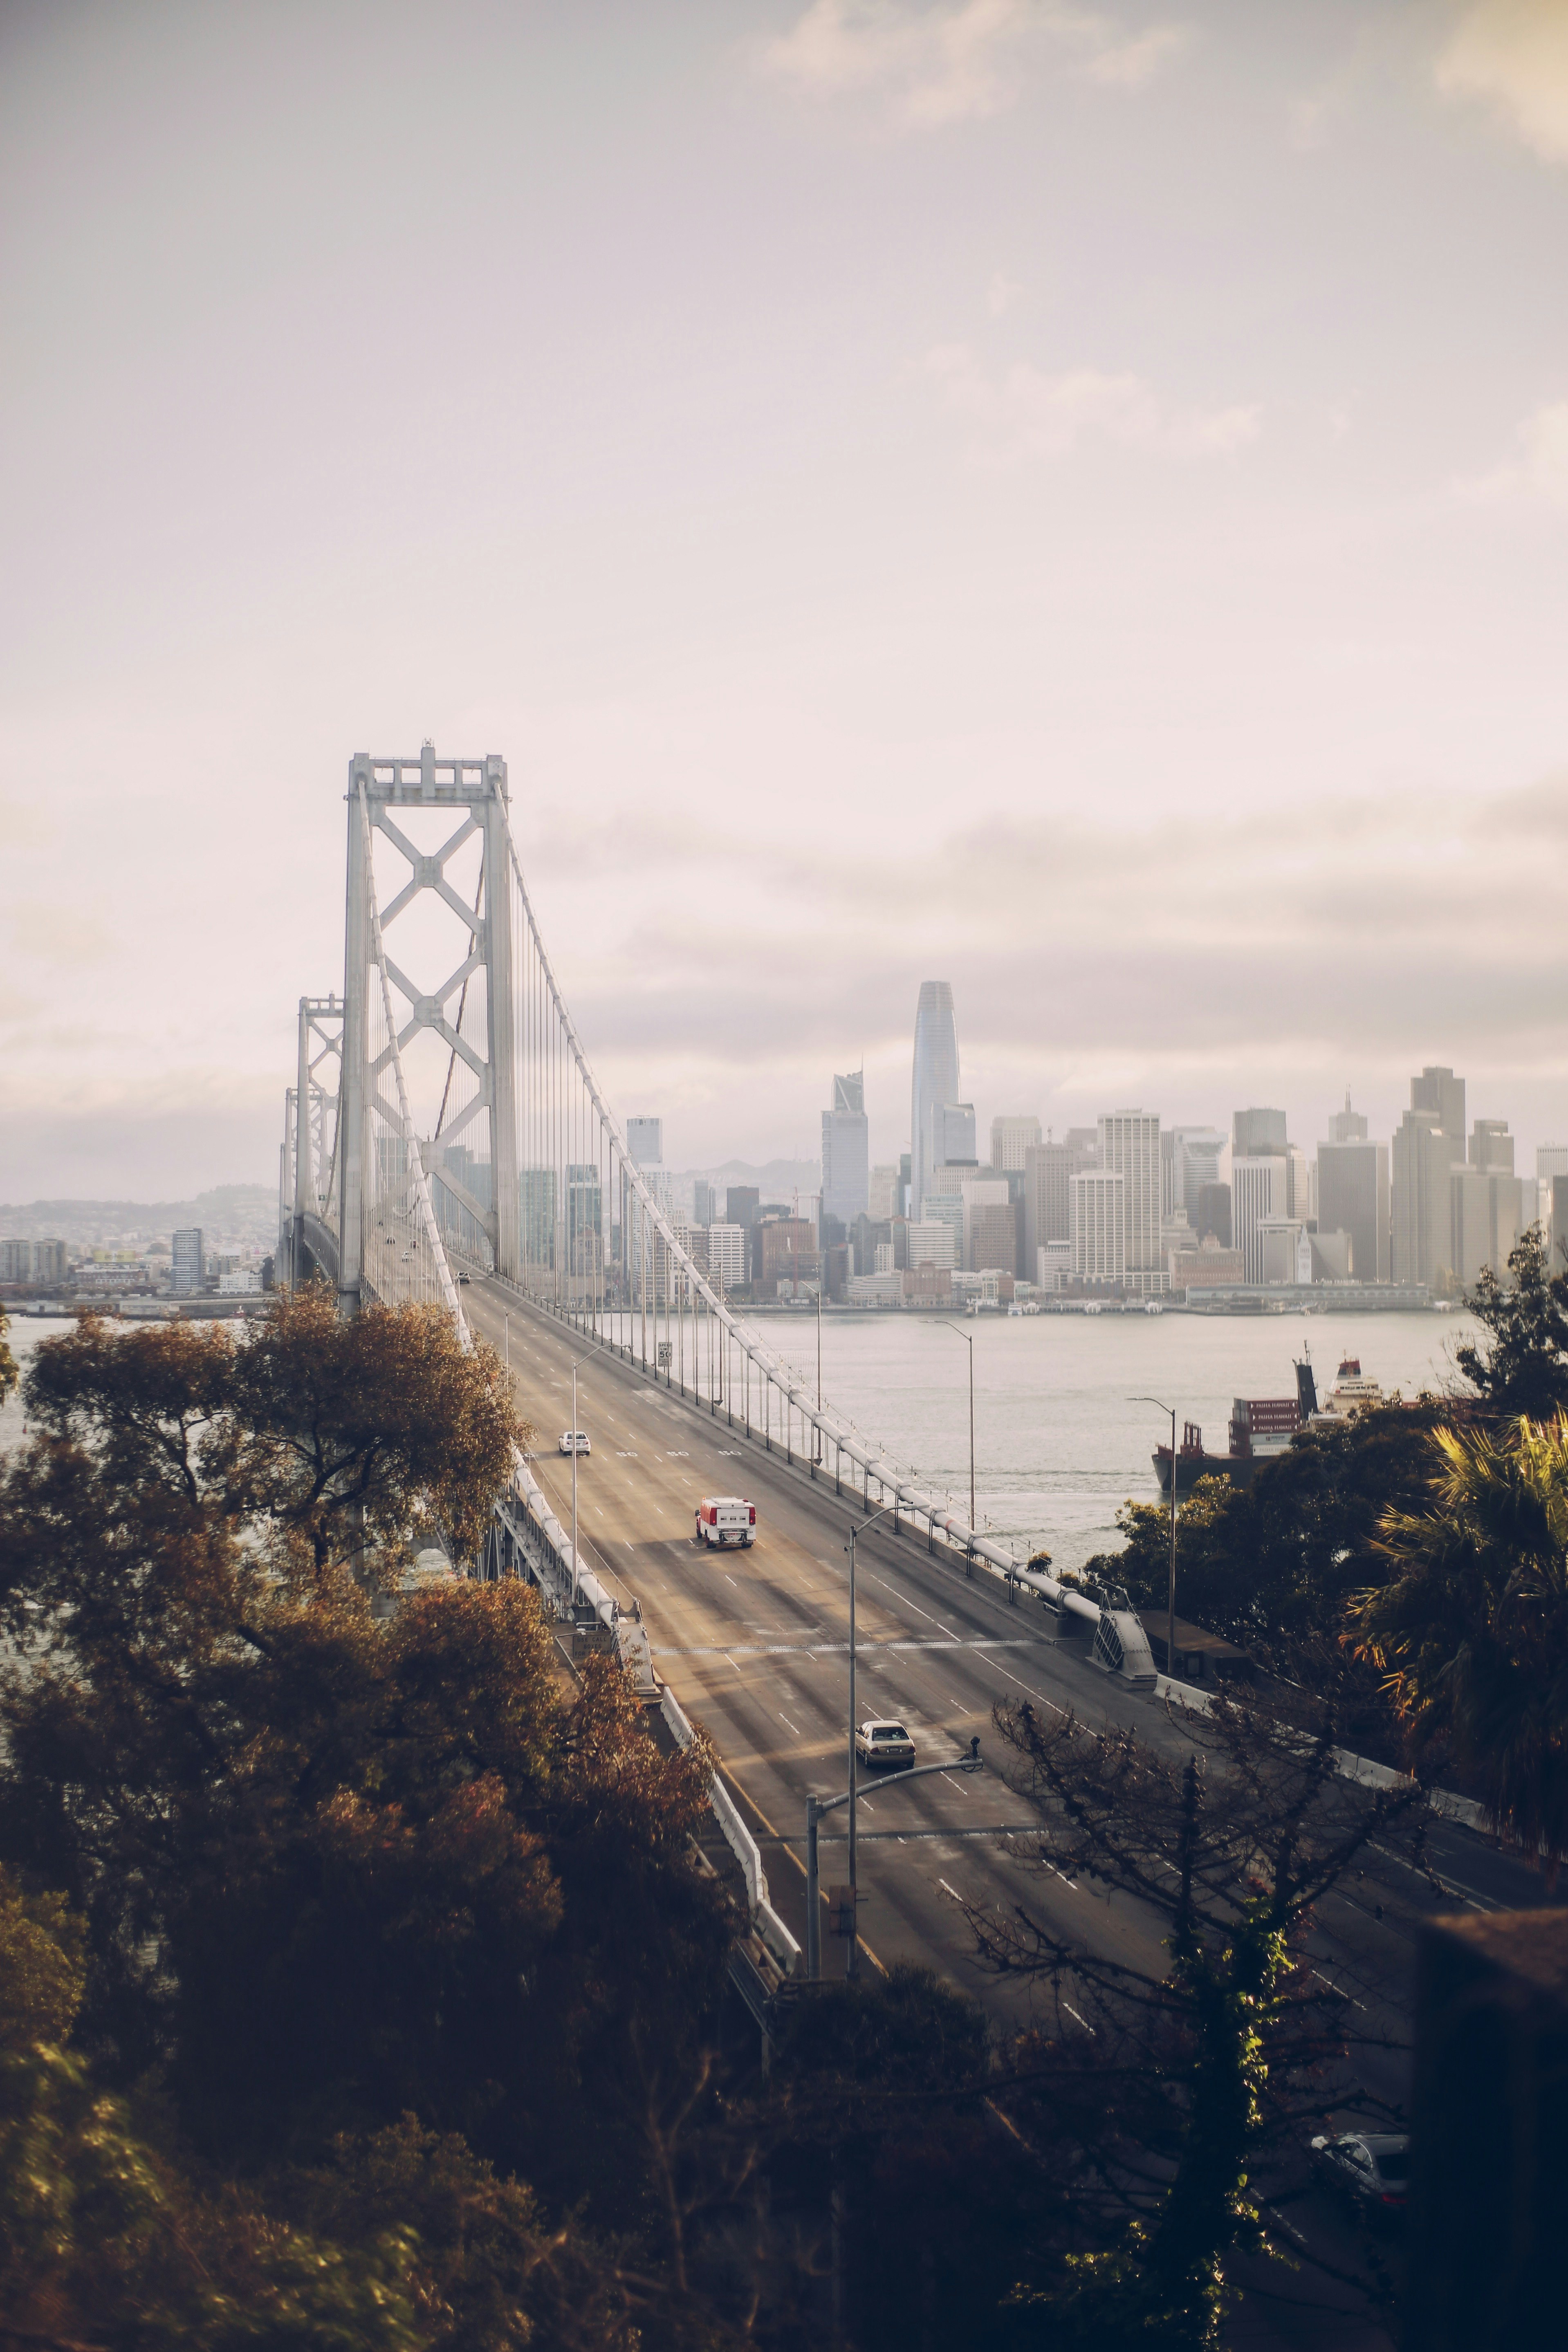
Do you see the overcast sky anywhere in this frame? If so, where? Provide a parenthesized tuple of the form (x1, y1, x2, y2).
(4, 0, 1568, 1197)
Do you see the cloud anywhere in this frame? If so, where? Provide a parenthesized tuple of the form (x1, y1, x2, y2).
(1436, 0, 1568, 164)
(924, 342, 1261, 460)
(762, 0, 1188, 127)
(1459, 397, 1568, 510)
(5, 902, 119, 966)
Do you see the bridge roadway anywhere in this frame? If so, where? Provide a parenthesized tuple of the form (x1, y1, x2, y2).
(466, 1276, 1564, 2345)
(468, 1281, 1555, 2002)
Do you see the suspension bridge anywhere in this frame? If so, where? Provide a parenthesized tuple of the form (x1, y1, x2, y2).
(276, 745, 1175, 1997)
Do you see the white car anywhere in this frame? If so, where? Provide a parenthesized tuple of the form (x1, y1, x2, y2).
(558, 1430, 591, 1456)
(854, 1719, 916, 1768)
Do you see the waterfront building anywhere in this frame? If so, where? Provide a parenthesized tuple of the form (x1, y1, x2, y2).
(1070, 1168, 1126, 1285)
(910, 982, 960, 1221)
(1170, 1237, 1246, 1290)
(906, 1219, 958, 1271)
(1451, 1167, 1528, 1288)
(1317, 1102, 1389, 1282)
(821, 1069, 870, 1227)
(172, 1227, 204, 1297)
(1099, 1110, 1165, 1294)
(1037, 1238, 1072, 1291)
(1230, 1157, 1285, 1285)
(962, 1178, 1017, 1274)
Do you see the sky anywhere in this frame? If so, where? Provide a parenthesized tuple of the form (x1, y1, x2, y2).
(4, 0, 1568, 1197)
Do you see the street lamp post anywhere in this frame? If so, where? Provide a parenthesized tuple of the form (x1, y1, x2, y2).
(939, 1322, 976, 1539)
(1132, 1395, 1178, 1681)
(844, 1500, 894, 1978)
(571, 1359, 581, 1612)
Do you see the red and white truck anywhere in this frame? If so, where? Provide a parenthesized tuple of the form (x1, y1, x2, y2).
(694, 1496, 756, 1549)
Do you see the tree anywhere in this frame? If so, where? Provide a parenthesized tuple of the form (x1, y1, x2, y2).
(0, 1305, 726, 2196)
(961, 1696, 1430, 2350)
(1087, 1406, 1451, 1756)
(1452, 1222, 1568, 1422)
(1352, 1412, 1568, 1873)
(21, 1286, 520, 1577)
(0, 1303, 16, 1407)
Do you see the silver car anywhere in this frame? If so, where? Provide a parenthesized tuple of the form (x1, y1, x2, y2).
(1310, 2132, 1409, 2224)
(854, 1719, 915, 1769)
(557, 1430, 591, 1456)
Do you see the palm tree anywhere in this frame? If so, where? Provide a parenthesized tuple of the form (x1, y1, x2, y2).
(1352, 1415, 1568, 1874)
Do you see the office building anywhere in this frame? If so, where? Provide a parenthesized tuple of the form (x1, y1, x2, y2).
(1099, 1110, 1164, 1293)
(868, 1164, 901, 1221)
(758, 1218, 819, 1295)
(1194, 1181, 1232, 1247)
(821, 1069, 870, 1227)
(989, 1114, 1042, 1172)
(1452, 1167, 1528, 1289)
(907, 1219, 958, 1271)
(726, 1185, 760, 1232)
(962, 1178, 1016, 1274)
(625, 1116, 663, 1168)
(1259, 1219, 1315, 1287)
(1164, 1126, 1226, 1222)
(1470, 1119, 1514, 1175)
(1412, 1066, 1466, 1142)
(1230, 1158, 1285, 1285)
(704, 1223, 747, 1288)
(1233, 1107, 1288, 1159)
(1070, 1168, 1126, 1285)
(1170, 1238, 1246, 1291)
(565, 1164, 602, 1280)
(1022, 1141, 1074, 1265)
(0, 1238, 68, 1285)
(1317, 1119, 1390, 1283)
(1551, 1174, 1568, 1266)
(928, 1099, 977, 1175)
(691, 1179, 716, 1226)
(874, 1241, 895, 1275)
(910, 981, 960, 1220)
(171, 1228, 204, 1297)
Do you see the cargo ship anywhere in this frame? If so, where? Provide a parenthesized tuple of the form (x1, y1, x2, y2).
(1152, 1354, 1384, 1495)
(1152, 1359, 1318, 1496)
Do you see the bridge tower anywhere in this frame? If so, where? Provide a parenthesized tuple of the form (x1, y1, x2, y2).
(338, 745, 517, 1315)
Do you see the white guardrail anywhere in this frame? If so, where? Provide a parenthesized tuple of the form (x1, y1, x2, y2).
(660, 1683, 803, 1977)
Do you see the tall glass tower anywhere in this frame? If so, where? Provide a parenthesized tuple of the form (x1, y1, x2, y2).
(910, 981, 960, 1221)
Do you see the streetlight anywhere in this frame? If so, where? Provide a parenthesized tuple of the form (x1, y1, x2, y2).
(844, 1500, 895, 1978)
(571, 1358, 581, 1612)
(1132, 1395, 1178, 1682)
(938, 1323, 976, 1536)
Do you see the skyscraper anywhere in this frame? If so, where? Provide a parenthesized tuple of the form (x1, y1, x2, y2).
(989, 1114, 1042, 1171)
(1317, 1099, 1389, 1283)
(821, 1069, 869, 1227)
(910, 982, 959, 1221)
(625, 1117, 662, 1168)
(1232, 1107, 1288, 1159)
(1099, 1110, 1164, 1291)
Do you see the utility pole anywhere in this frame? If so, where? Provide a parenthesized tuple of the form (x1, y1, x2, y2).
(1133, 1396, 1179, 1679)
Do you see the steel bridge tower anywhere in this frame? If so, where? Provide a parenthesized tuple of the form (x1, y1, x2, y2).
(338, 744, 518, 1315)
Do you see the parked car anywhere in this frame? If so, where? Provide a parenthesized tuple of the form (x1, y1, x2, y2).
(558, 1430, 591, 1455)
(1310, 2132, 1409, 2223)
(854, 1719, 916, 1768)
(694, 1496, 756, 1547)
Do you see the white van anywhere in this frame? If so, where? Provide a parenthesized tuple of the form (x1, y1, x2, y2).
(695, 1496, 756, 1549)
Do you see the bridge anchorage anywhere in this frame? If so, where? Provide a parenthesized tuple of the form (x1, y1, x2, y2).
(278, 742, 1157, 1949)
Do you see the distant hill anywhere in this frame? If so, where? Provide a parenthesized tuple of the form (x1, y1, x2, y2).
(684, 1159, 822, 1197)
(0, 1184, 277, 1248)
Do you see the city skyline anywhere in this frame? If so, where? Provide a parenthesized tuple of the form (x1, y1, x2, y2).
(6, 5, 1568, 1197)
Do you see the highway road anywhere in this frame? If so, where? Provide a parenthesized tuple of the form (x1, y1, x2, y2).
(466, 1276, 1561, 2344)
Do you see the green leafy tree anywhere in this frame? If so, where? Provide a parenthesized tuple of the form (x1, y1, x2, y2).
(0, 1303, 16, 1406)
(1453, 1222, 1568, 1421)
(1353, 1413, 1568, 1872)
(963, 1697, 1429, 2350)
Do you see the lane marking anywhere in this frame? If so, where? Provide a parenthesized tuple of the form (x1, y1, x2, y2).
(778, 1713, 802, 1737)
(938, 1878, 963, 1903)
(866, 1575, 960, 1638)
(1062, 2001, 1095, 2034)
(989, 1659, 1069, 1717)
